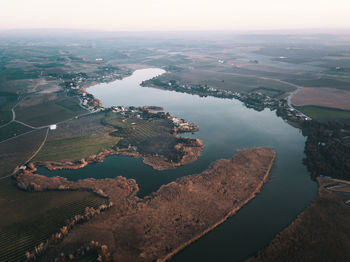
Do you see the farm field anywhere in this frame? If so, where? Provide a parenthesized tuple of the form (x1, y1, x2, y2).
(292, 87, 350, 110)
(33, 134, 120, 162)
(155, 68, 296, 95)
(296, 105, 350, 121)
(0, 122, 33, 142)
(0, 111, 13, 126)
(15, 93, 87, 127)
(0, 129, 47, 178)
(0, 93, 18, 126)
(103, 111, 181, 160)
(0, 178, 107, 262)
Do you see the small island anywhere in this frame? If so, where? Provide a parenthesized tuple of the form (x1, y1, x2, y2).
(16, 147, 275, 261)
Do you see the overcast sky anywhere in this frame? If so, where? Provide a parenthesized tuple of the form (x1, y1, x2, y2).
(1, 0, 349, 31)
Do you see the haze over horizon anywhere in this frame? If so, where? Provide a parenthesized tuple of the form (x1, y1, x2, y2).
(1, 0, 350, 31)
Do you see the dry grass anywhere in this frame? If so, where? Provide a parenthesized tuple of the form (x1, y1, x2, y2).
(248, 177, 350, 262)
(22, 148, 275, 262)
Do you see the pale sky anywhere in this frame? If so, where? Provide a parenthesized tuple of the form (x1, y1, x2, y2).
(1, 0, 349, 31)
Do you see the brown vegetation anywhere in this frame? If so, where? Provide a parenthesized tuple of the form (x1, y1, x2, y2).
(15, 147, 275, 262)
(247, 177, 350, 262)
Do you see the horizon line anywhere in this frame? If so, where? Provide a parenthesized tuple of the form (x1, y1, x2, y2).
(1, 27, 350, 35)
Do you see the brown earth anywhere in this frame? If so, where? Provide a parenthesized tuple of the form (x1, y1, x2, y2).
(15, 147, 275, 262)
(247, 177, 350, 262)
(292, 87, 350, 110)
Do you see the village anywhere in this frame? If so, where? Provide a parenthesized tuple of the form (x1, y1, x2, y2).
(56, 66, 132, 112)
(108, 105, 199, 133)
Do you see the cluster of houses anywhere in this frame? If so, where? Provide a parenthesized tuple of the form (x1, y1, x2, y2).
(282, 105, 312, 121)
(110, 106, 168, 121)
(80, 93, 102, 113)
(143, 77, 312, 124)
(59, 66, 131, 112)
(111, 106, 143, 120)
(108, 105, 198, 133)
(168, 115, 199, 132)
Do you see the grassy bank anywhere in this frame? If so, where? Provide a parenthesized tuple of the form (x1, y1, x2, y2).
(296, 105, 350, 121)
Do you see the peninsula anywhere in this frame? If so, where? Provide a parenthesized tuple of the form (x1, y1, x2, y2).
(15, 147, 276, 261)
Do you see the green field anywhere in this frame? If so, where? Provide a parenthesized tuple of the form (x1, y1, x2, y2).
(0, 122, 33, 142)
(33, 134, 120, 162)
(296, 105, 350, 121)
(0, 178, 107, 262)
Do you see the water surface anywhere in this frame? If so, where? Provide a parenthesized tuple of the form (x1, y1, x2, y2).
(38, 68, 317, 261)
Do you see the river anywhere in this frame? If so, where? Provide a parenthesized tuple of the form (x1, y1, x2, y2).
(37, 68, 317, 261)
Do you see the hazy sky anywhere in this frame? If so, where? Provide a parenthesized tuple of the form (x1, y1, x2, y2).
(1, 0, 349, 31)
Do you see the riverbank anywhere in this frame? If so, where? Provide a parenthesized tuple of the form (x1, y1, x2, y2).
(15, 147, 275, 262)
(247, 176, 350, 262)
(141, 77, 312, 124)
(33, 137, 204, 172)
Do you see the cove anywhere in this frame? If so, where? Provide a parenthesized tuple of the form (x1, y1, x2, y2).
(37, 68, 317, 261)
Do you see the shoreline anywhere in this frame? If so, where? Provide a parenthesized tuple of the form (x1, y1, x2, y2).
(28, 68, 204, 173)
(33, 137, 204, 173)
(15, 147, 276, 261)
(160, 148, 275, 262)
(247, 176, 350, 262)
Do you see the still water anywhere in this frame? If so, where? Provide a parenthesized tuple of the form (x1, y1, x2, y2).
(38, 68, 317, 261)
